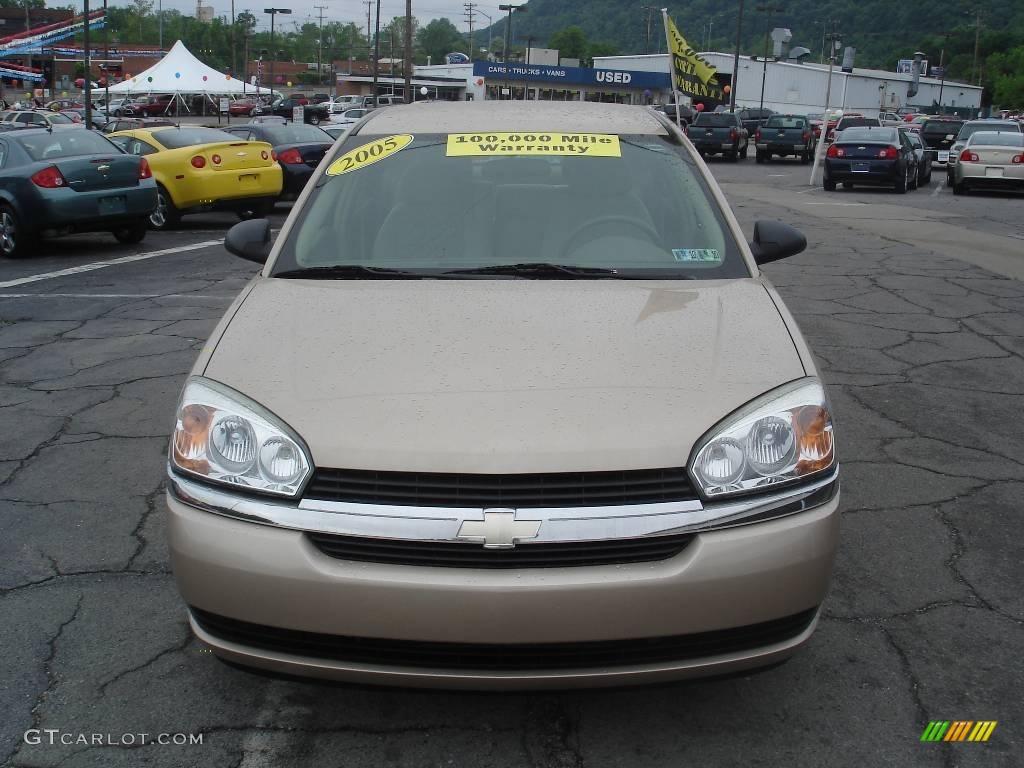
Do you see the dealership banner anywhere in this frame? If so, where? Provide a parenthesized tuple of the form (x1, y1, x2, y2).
(662, 12, 725, 101)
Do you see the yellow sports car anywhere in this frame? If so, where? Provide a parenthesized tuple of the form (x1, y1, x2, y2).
(107, 126, 283, 229)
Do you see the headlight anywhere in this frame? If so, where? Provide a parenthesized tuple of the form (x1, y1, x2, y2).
(170, 377, 312, 497)
(690, 378, 835, 499)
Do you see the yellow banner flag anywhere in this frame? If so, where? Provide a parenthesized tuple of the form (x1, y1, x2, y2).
(664, 13, 725, 101)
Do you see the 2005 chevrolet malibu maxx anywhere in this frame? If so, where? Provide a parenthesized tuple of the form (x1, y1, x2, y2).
(166, 102, 840, 689)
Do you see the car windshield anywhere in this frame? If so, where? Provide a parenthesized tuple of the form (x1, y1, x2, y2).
(921, 121, 963, 135)
(693, 114, 735, 127)
(967, 132, 1024, 147)
(764, 116, 806, 128)
(151, 127, 237, 149)
(275, 132, 747, 279)
(262, 124, 331, 144)
(957, 122, 1019, 141)
(13, 130, 119, 160)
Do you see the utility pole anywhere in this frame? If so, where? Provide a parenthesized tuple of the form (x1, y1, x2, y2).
(364, 1, 372, 47)
(372, 0, 381, 101)
(729, 0, 745, 112)
(641, 5, 657, 55)
(464, 2, 476, 55)
(314, 5, 327, 86)
(231, 0, 236, 80)
(971, 9, 982, 86)
(264, 8, 292, 99)
(757, 4, 784, 111)
(103, 0, 109, 110)
(404, 0, 412, 102)
(937, 37, 947, 115)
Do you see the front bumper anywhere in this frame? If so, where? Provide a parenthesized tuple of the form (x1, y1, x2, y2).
(167, 473, 840, 689)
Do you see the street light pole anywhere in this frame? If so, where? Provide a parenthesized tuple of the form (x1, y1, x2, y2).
(264, 8, 292, 99)
(103, 0, 109, 113)
(729, 0, 745, 112)
(498, 4, 526, 99)
(83, 0, 92, 128)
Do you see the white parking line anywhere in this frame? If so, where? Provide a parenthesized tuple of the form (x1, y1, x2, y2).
(931, 181, 945, 197)
(804, 202, 867, 207)
(0, 293, 235, 299)
(767, 174, 789, 177)
(0, 240, 222, 289)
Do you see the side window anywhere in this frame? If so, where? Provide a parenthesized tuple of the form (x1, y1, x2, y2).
(15, 114, 31, 123)
(134, 139, 158, 156)
(0, 141, 7, 168)
(108, 136, 130, 152)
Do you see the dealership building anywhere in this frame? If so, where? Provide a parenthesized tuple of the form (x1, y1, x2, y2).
(593, 52, 984, 117)
(339, 54, 673, 104)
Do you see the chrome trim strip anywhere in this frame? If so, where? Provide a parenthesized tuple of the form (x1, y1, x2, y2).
(167, 467, 839, 543)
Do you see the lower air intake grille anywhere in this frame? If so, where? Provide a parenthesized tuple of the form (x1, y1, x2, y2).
(191, 607, 818, 671)
(305, 532, 696, 568)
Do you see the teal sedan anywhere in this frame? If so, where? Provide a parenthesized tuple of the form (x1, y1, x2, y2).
(0, 126, 158, 258)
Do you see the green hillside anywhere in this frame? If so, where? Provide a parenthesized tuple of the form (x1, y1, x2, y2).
(480, 0, 1024, 96)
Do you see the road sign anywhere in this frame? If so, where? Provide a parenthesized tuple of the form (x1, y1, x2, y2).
(292, 105, 304, 122)
(219, 97, 230, 113)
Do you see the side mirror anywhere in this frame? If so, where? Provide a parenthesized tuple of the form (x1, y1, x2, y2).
(224, 218, 272, 264)
(749, 220, 806, 265)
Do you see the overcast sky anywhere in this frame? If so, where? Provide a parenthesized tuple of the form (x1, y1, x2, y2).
(106, 0, 483, 33)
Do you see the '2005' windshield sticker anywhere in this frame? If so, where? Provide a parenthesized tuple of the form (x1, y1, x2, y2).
(446, 133, 621, 157)
(325, 134, 414, 176)
(672, 248, 723, 265)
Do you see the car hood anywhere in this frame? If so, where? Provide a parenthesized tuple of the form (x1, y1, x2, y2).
(203, 279, 806, 474)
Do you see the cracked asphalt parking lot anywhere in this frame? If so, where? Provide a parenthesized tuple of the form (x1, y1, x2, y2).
(1, 163, 1022, 768)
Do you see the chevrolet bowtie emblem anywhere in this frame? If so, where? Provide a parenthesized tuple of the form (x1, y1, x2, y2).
(457, 510, 541, 549)
(96, 164, 110, 172)
(236, 151, 247, 156)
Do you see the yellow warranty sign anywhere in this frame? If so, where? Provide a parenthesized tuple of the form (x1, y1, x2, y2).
(446, 132, 621, 157)
(326, 134, 414, 176)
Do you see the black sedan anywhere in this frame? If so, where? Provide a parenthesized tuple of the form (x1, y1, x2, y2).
(823, 126, 918, 193)
(222, 122, 333, 200)
(0, 127, 157, 258)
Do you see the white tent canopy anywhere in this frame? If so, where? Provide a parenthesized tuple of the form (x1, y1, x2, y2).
(106, 40, 272, 96)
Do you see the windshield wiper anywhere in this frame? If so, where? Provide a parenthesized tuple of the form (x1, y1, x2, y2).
(444, 262, 622, 278)
(273, 265, 438, 279)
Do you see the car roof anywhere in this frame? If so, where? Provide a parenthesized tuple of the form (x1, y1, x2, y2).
(361, 102, 668, 135)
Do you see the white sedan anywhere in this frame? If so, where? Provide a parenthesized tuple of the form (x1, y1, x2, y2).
(327, 107, 369, 126)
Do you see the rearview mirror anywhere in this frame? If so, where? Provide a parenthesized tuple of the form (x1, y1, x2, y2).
(749, 220, 806, 265)
(224, 218, 272, 264)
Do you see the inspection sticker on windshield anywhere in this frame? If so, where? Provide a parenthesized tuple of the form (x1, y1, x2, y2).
(673, 248, 722, 264)
(326, 134, 414, 176)
(446, 133, 621, 157)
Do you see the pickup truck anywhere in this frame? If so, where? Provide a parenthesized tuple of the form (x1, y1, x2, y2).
(253, 97, 330, 125)
(737, 107, 774, 135)
(687, 112, 749, 161)
(827, 115, 880, 143)
(918, 117, 964, 166)
(755, 114, 815, 163)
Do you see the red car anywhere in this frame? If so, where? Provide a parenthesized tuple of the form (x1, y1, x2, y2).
(229, 99, 259, 116)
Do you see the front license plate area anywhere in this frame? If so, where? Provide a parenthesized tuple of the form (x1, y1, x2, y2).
(852, 161, 870, 173)
(99, 196, 126, 214)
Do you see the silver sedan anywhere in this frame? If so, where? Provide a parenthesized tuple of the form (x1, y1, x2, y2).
(951, 131, 1024, 195)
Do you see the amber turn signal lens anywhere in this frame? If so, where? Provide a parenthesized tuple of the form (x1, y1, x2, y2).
(173, 404, 211, 472)
(794, 405, 834, 473)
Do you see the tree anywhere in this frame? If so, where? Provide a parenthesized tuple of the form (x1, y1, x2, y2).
(586, 41, 619, 66)
(416, 18, 464, 64)
(549, 26, 588, 60)
(988, 46, 1024, 108)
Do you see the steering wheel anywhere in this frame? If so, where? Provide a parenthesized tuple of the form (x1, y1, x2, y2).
(561, 215, 661, 259)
